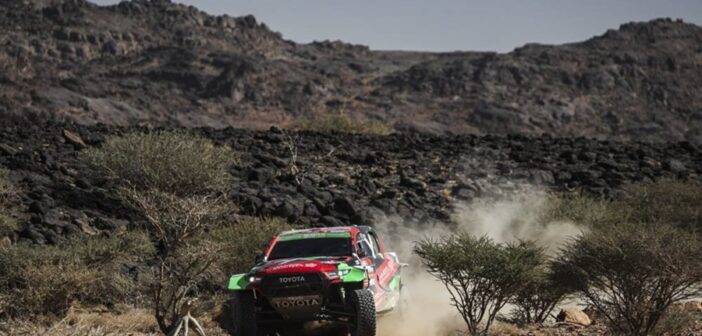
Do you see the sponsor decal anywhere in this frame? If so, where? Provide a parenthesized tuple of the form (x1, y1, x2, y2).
(271, 296, 321, 309)
(279, 276, 306, 284)
(267, 259, 321, 272)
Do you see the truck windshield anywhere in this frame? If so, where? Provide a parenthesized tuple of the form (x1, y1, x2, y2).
(268, 238, 352, 260)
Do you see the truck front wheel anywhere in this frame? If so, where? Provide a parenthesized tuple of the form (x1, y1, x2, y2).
(349, 289, 376, 336)
(231, 290, 257, 336)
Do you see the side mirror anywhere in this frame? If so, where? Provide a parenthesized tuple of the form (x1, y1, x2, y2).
(255, 254, 265, 264)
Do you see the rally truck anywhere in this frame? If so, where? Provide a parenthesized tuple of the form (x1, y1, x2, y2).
(227, 226, 405, 336)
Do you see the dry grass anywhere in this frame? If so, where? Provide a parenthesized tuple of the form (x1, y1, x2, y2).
(64, 305, 159, 334)
(0, 231, 154, 317)
(490, 322, 527, 336)
(0, 304, 230, 336)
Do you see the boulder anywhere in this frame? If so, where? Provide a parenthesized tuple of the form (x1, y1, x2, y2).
(582, 305, 602, 324)
(0, 236, 11, 247)
(63, 129, 86, 148)
(0, 143, 17, 156)
(333, 197, 357, 218)
(665, 159, 688, 175)
(684, 300, 702, 312)
(400, 174, 427, 191)
(556, 308, 592, 326)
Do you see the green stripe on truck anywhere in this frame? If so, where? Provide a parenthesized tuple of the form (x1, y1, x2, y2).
(277, 232, 351, 241)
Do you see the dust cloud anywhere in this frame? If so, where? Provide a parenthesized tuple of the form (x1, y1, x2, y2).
(375, 188, 584, 336)
(452, 190, 583, 254)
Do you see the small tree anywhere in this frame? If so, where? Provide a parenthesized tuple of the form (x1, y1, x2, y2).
(553, 223, 702, 336)
(126, 190, 226, 255)
(508, 263, 572, 325)
(125, 190, 227, 333)
(414, 235, 543, 336)
(83, 131, 235, 334)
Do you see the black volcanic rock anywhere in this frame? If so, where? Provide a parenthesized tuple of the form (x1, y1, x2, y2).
(0, 1, 700, 142)
(0, 118, 700, 244)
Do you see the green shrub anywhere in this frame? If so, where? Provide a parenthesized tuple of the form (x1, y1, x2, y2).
(617, 179, 702, 233)
(82, 131, 235, 196)
(536, 194, 621, 229)
(208, 217, 292, 275)
(508, 259, 573, 325)
(553, 223, 702, 336)
(652, 305, 697, 336)
(292, 113, 392, 135)
(414, 235, 543, 336)
(0, 231, 154, 317)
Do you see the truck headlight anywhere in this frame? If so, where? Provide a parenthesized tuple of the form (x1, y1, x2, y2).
(326, 269, 351, 279)
(248, 276, 263, 284)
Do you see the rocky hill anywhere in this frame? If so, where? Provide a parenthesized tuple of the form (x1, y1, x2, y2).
(1, 116, 700, 244)
(1, 0, 701, 142)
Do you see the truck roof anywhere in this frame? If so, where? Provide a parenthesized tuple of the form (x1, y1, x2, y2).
(276, 226, 371, 241)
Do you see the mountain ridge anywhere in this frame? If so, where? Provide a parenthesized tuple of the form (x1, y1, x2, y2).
(1, 0, 701, 142)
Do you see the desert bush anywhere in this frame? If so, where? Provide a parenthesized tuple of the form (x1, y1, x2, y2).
(415, 235, 543, 336)
(542, 180, 702, 233)
(293, 113, 392, 135)
(552, 223, 702, 336)
(617, 179, 702, 233)
(208, 217, 291, 275)
(82, 131, 235, 196)
(508, 260, 573, 325)
(651, 307, 697, 336)
(536, 194, 621, 229)
(0, 231, 154, 317)
(0, 306, 161, 335)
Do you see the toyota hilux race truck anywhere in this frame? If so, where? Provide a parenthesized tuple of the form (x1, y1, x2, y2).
(227, 226, 405, 336)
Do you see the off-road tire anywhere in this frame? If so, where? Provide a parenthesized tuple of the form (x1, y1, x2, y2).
(349, 289, 376, 336)
(231, 290, 257, 336)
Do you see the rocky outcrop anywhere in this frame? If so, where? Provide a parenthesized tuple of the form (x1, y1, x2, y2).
(377, 19, 702, 141)
(0, 118, 700, 245)
(0, 1, 701, 142)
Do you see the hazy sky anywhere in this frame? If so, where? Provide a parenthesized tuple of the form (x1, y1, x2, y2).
(91, 0, 702, 52)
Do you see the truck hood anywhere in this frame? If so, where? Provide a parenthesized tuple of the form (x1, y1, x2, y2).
(228, 256, 368, 290)
(254, 257, 352, 276)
